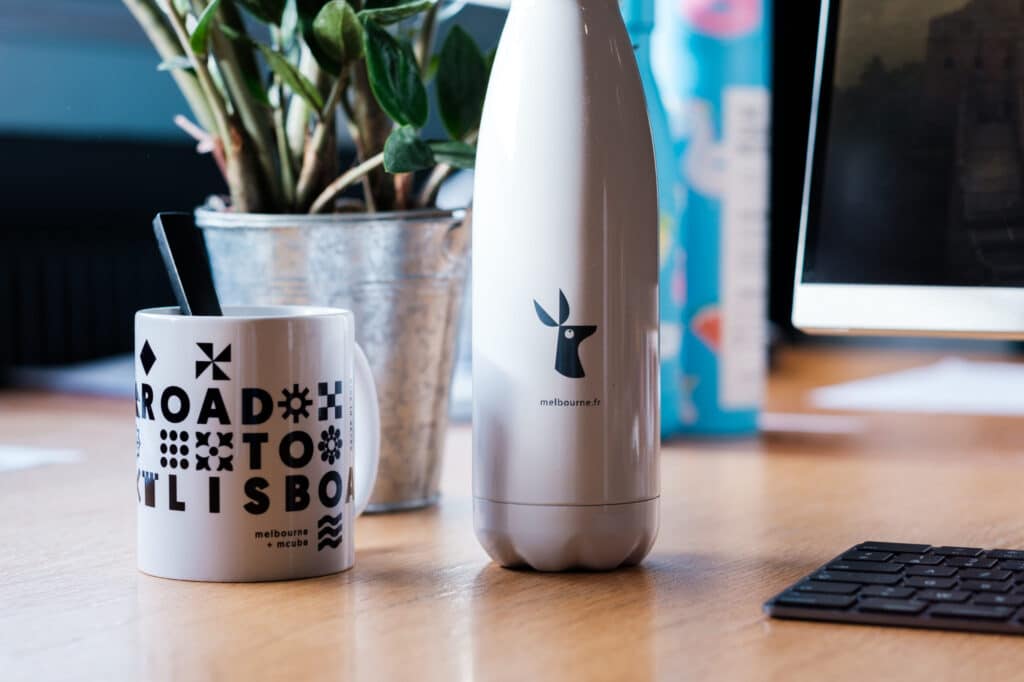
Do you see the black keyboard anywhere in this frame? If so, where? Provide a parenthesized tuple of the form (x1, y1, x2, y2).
(764, 542, 1024, 635)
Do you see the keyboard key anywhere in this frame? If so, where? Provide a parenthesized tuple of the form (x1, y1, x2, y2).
(929, 604, 1013, 621)
(861, 586, 915, 599)
(775, 592, 856, 609)
(765, 541, 1024, 635)
(858, 598, 927, 615)
(959, 580, 1013, 593)
(827, 560, 902, 574)
(893, 553, 944, 566)
(915, 590, 971, 603)
(945, 557, 998, 569)
(796, 581, 860, 595)
(960, 569, 1012, 581)
(856, 542, 931, 554)
(813, 570, 902, 586)
(932, 546, 984, 557)
(974, 593, 1024, 607)
(999, 560, 1024, 571)
(905, 565, 957, 578)
(905, 577, 957, 589)
(842, 551, 893, 562)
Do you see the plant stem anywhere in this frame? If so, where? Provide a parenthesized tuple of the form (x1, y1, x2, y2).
(416, 163, 455, 209)
(209, 4, 284, 207)
(122, 0, 215, 133)
(271, 26, 297, 209)
(164, 5, 229, 141)
(274, 85, 297, 209)
(416, 2, 441, 76)
(394, 172, 414, 211)
(285, 45, 323, 172)
(210, 37, 282, 207)
(295, 77, 344, 210)
(309, 152, 385, 214)
(165, 3, 265, 210)
(351, 62, 396, 211)
(338, 91, 377, 212)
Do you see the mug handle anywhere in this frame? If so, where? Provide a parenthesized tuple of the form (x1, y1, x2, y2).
(352, 343, 381, 516)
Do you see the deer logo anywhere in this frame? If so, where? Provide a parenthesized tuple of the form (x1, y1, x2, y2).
(534, 290, 598, 379)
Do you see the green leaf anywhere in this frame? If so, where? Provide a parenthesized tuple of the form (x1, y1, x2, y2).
(256, 43, 325, 112)
(219, 23, 242, 41)
(358, 0, 436, 25)
(157, 56, 195, 72)
(190, 0, 223, 55)
(384, 125, 435, 173)
(172, 0, 191, 15)
(436, 26, 488, 140)
(219, 1, 270, 98)
(312, 1, 364, 75)
(295, 0, 337, 72)
(243, 70, 273, 107)
(362, 19, 428, 128)
(235, 0, 287, 24)
(208, 21, 272, 107)
(424, 53, 440, 82)
(428, 140, 475, 169)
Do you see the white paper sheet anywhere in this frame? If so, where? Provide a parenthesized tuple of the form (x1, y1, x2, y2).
(811, 357, 1024, 416)
(0, 445, 82, 473)
(759, 412, 867, 435)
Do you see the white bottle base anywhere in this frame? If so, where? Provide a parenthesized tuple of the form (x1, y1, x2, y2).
(474, 498, 659, 572)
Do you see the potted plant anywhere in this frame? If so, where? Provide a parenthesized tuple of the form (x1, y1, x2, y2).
(124, 0, 488, 511)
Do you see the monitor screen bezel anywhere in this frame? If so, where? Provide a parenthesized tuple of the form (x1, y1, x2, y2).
(792, 0, 1024, 338)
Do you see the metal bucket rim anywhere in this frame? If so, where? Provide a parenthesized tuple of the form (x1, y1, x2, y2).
(195, 206, 467, 230)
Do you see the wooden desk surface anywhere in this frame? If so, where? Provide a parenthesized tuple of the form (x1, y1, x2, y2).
(5, 347, 1024, 681)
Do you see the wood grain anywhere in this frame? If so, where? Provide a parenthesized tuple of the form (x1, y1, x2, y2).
(4, 347, 1024, 681)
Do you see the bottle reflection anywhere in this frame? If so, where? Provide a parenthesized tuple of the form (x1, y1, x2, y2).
(135, 573, 358, 680)
(470, 564, 657, 681)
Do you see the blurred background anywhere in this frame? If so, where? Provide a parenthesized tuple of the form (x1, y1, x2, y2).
(2, 1, 987, 390)
(0, 0, 505, 373)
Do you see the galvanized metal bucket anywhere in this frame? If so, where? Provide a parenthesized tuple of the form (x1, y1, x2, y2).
(196, 207, 470, 512)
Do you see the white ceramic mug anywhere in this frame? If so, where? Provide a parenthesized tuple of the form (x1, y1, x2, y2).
(134, 306, 380, 581)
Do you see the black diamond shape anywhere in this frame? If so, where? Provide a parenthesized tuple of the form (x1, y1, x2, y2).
(140, 341, 157, 375)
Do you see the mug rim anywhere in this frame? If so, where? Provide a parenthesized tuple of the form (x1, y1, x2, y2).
(137, 305, 352, 321)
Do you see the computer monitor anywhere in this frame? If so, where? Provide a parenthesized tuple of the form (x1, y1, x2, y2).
(793, 0, 1024, 337)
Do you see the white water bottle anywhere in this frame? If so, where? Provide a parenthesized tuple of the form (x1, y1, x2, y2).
(472, 0, 660, 571)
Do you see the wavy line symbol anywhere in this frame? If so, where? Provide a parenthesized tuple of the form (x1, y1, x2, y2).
(317, 525, 343, 540)
(317, 512, 343, 551)
(318, 513, 343, 527)
(317, 537, 343, 551)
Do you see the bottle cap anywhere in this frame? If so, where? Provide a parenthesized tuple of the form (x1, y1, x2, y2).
(620, 0, 655, 32)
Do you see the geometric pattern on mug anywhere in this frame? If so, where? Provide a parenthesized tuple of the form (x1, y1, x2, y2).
(318, 424, 343, 465)
(317, 380, 343, 421)
(139, 339, 157, 375)
(317, 512, 343, 551)
(195, 342, 231, 381)
(159, 429, 191, 470)
(279, 384, 312, 423)
(195, 431, 234, 471)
